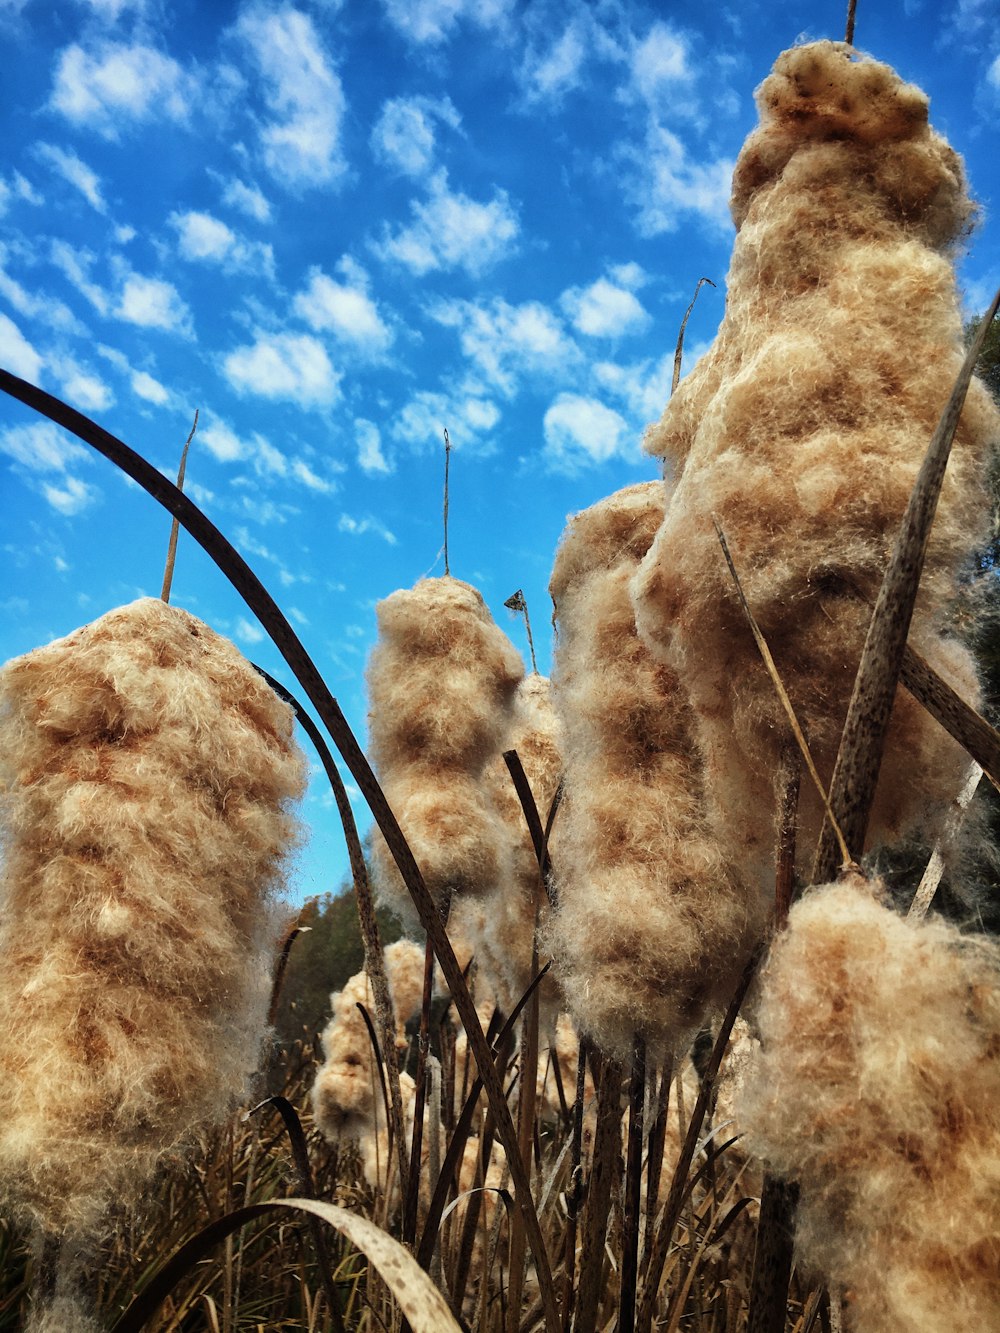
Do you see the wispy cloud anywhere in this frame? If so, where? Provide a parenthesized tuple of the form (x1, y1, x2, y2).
(50, 240, 109, 316)
(624, 127, 734, 236)
(49, 39, 196, 137)
(390, 389, 501, 451)
(373, 169, 519, 276)
(560, 275, 650, 338)
(378, 0, 512, 45)
(0, 421, 98, 514)
(234, 6, 347, 189)
(97, 343, 171, 406)
(0, 312, 43, 381)
(222, 330, 341, 408)
(293, 258, 393, 353)
(355, 417, 392, 475)
(338, 512, 397, 544)
(35, 142, 108, 212)
(216, 173, 272, 222)
(370, 95, 461, 177)
(116, 269, 194, 334)
(542, 392, 635, 471)
(50, 354, 115, 411)
(169, 208, 275, 276)
(429, 295, 576, 394)
(0, 244, 83, 333)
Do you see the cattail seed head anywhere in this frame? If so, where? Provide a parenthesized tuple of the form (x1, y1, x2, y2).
(366, 576, 524, 925)
(632, 41, 998, 890)
(0, 598, 306, 1238)
(739, 873, 1000, 1332)
(544, 484, 762, 1058)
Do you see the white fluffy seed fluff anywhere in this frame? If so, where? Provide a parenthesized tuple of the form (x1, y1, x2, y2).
(366, 576, 524, 928)
(0, 598, 307, 1238)
(543, 483, 763, 1059)
(739, 873, 1000, 1333)
(631, 41, 998, 893)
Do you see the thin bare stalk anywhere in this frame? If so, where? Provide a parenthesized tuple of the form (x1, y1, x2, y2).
(908, 762, 982, 920)
(845, 0, 858, 44)
(504, 589, 538, 674)
(641, 1056, 673, 1284)
(575, 1056, 624, 1333)
(562, 1035, 591, 1331)
(619, 1034, 647, 1333)
(746, 766, 801, 1333)
(160, 409, 198, 603)
(672, 278, 716, 395)
(443, 427, 451, 576)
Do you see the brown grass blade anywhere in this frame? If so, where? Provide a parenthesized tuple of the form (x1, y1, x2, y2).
(109, 1199, 463, 1333)
(575, 1054, 624, 1333)
(813, 285, 1000, 882)
(672, 278, 716, 395)
(160, 408, 198, 604)
(619, 1034, 647, 1333)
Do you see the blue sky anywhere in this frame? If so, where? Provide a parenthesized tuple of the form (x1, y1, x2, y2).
(1, 0, 999, 906)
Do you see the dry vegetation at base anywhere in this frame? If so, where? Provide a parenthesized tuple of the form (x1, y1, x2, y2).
(0, 999, 826, 1332)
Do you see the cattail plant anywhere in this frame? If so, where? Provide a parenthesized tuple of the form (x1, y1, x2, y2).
(632, 40, 999, 889)
(366, 576, 524, 927)
(311, 940, 424, 1185)
(543, 483, 762, 1059)
(738, 871, 1000, 1332)
(0, 598, 306, 1285)
(479, 671, 563, 1018)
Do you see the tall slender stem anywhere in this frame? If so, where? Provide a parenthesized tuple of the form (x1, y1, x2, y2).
(160, 409, 198, 603)
(443, 426, 451, 576)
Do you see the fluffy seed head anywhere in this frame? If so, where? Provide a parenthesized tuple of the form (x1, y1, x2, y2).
(544, 484, 762, 1058)
(366, 576, 524, 924)
(0, 598, 306, 1237)
(632, 40, 997, 889)
(739, 874, 1000, 1332)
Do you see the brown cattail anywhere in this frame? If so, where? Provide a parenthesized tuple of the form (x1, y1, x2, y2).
(739, 873, 1000, 1332)
(366, 576, 524, 926)
(632, 41, 998, 889)
(479, 672, 563, 1017)
(543, 484, 762, 1059)
(0, 598, 306, 1238)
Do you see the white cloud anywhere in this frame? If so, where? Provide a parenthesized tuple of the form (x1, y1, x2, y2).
(560, 276, 650, 338)
(374, 169, 518, 276)
(989, 53, 1000, 91)
(390, 389, 501, 450)
(430, 296, 576, 395)
(629, 21, 693, 111)
(219, 175, 272, 222)
(355, 417, 392, 474)
(379, 0, 511, 44)
(132, 369, 169, 404)
(338, 513, 397, 544)
(51, 241, 110, 315)
(370, 95, 460, 177)
(0, 422, 98, 514)
(13, 172, 43, 205)
(542, 393, 633, 471)
(76, 0, 150, 18)
(0, 312, 43, 381)
(291, 458, 334, 491)
(52, 356, 114, 411)
(169, 209, 274, 275)
(35, 143, 107, 212)
(235, 616, 265, 644)
(116, 271, 193, 334)
(198, 413, 289, 477)
(96, 343, 171, 405)
(223, 331, 340, 408)
(42, 475, 98, 515)
(235, 7, 346, 188)
(519, 21, 589, 104)
(592, 353, 674, 422)
(628, 127, 734, 236)
(293, 260, 392, 352)
(0, 245, 82, 333)
(49, 40, 195, 137)
(0, 421, 88, 472)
